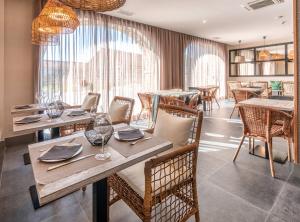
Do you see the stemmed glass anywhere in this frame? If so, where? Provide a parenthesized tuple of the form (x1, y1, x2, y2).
(94, 113, 113, 160)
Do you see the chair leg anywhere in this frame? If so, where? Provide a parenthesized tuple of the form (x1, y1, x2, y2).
(233, 136, 246, 161)
(195, 211, 200, 222)
(287, 137, 292, 162)
(229, 106, 236, 119)
(137, 109, 143, 120)
(215, 98, 220, 108)
(267, 140, 275, 178)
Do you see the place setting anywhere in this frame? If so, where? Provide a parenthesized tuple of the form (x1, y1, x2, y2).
(15, 115, 42, 125)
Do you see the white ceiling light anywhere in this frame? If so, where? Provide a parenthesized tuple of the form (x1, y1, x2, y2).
(202, 20, 207, 24)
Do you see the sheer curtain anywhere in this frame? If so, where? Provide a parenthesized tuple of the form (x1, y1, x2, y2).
(39, 11, 227, 111)
(39, 11, 160, 111)
(184, 38, 226, 97)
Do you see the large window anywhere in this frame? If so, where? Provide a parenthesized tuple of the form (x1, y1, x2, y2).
(40, 11, 160, 112)
(39, 11, 227, 110)
(184, 40, 226, 97)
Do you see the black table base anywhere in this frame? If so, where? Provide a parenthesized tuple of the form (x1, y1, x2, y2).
(93, 178, 109, 222)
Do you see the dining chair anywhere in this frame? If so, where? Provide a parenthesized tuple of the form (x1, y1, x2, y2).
(250, 81, 272, 98)
(233, 104, 294, 177)
(60, 92, 100, 136)
(109, 104, 203, 222)
(188, 93, 201, 110)
(109, 96, 135, 125)
(229, 89, 259, 119)
(160, 96, 186, 107)
(201, 87, 220, 111)
(137, 93, 153, 123)
(282, 81, 294, 97)
(227, 81, 242, 99)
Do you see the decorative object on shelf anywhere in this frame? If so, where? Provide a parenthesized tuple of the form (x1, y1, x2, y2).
(37, 0, 80, 35)
(288, 49, 294, 60)
(258, 36, 270, 61)
(85, 113, 114, 147)
(58, 0, 126, 12)
(234, 40, 245, 63)
(32, 17, 59, 45)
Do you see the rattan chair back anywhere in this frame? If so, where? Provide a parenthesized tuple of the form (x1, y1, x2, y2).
(112, 96, 135, 124)
(138, 93, 153, 110)
(282, 81, 294, 97)
(227, 81, 242, 98)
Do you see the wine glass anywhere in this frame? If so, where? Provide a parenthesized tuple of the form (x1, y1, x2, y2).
(94, 113, 113, 160)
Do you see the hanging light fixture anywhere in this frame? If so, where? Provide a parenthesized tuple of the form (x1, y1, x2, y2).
(258, 36, 270, 60)
(234, 40, 245, 63)
(32, 17, 59, 45)
(37, 0, 80, 35)
(58, 0, 126, 12)
(288, 49, 294, 60)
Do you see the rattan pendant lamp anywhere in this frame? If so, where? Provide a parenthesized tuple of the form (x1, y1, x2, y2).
(258, 36, 270, 60)
(32, 17, 59, 45)
(37, 0, 80, 34)
(58, 0, 126, 12)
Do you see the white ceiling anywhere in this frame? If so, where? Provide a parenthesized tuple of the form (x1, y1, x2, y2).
(106, 0, 293, 46)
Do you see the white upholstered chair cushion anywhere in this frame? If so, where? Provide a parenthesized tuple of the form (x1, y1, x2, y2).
(117, 159, 187, 197)
(153, 109, 193, 147)
(108, 100, 129, 123)
(81, 94, 98, 110)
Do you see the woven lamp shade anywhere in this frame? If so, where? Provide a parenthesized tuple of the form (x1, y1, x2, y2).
(32, 17, 59, 45)
(258, 50, 270, 61)
(38, 0, 80, 34)
(58, 0, 126, 12)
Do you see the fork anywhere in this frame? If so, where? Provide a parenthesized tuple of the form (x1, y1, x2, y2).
(130, 137, 152, 146)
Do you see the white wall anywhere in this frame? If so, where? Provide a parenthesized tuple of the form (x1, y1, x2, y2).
(3, 0, 34, 138)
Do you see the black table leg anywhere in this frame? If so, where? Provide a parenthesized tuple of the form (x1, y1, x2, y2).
(93, 178, 109, 222)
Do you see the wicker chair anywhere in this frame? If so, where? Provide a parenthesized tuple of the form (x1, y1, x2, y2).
(250, 81, 272, 98)
(110, 96, 135, 125)
(282, 81, 294, 97)
(109, 105, 203, 222)
(201, 87, 220, 111)
(160, 96, 186, 107)
(60, 92, 100, 136)
(233, 104, 294, 177)
(227, 81, 242, 99)
(188, 93, 201, 110)
(137, 93, 153, 122)
(229, 89, 259, 119)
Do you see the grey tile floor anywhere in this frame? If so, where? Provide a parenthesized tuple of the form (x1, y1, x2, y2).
(1, 100, 300, 222)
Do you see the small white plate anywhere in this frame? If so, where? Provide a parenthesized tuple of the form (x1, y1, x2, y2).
(113, 130, 144, 141)
(39, 143, 83, 163)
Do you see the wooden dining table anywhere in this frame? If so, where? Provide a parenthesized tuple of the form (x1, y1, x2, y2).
(239, 97, 294, 162)
(28, 124, 172, 222)
(11, 102, 80, 115)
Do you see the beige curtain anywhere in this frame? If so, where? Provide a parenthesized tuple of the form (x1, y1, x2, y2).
(38, 11, 226, 111)
(184, 38, 226, 97)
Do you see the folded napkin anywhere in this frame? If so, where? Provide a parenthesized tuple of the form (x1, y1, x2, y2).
(68, 110, 86, 116)
(118, 129, 144, 140)
(38, 143, 82, 161)
(15, 104, 32, 109)
(15, 116, 41, 124)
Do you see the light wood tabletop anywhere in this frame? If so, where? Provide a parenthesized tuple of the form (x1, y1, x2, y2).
(11, 103, 81, 115)
(28, 130, 173, 206)
(239, 98, 294, 112)
(154, 90, 196, 97)
(13, 109, 92, 134)
(189, 85, 219, 91)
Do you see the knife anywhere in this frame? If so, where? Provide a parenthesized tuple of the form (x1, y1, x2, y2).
(47, 154, 94, 171)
